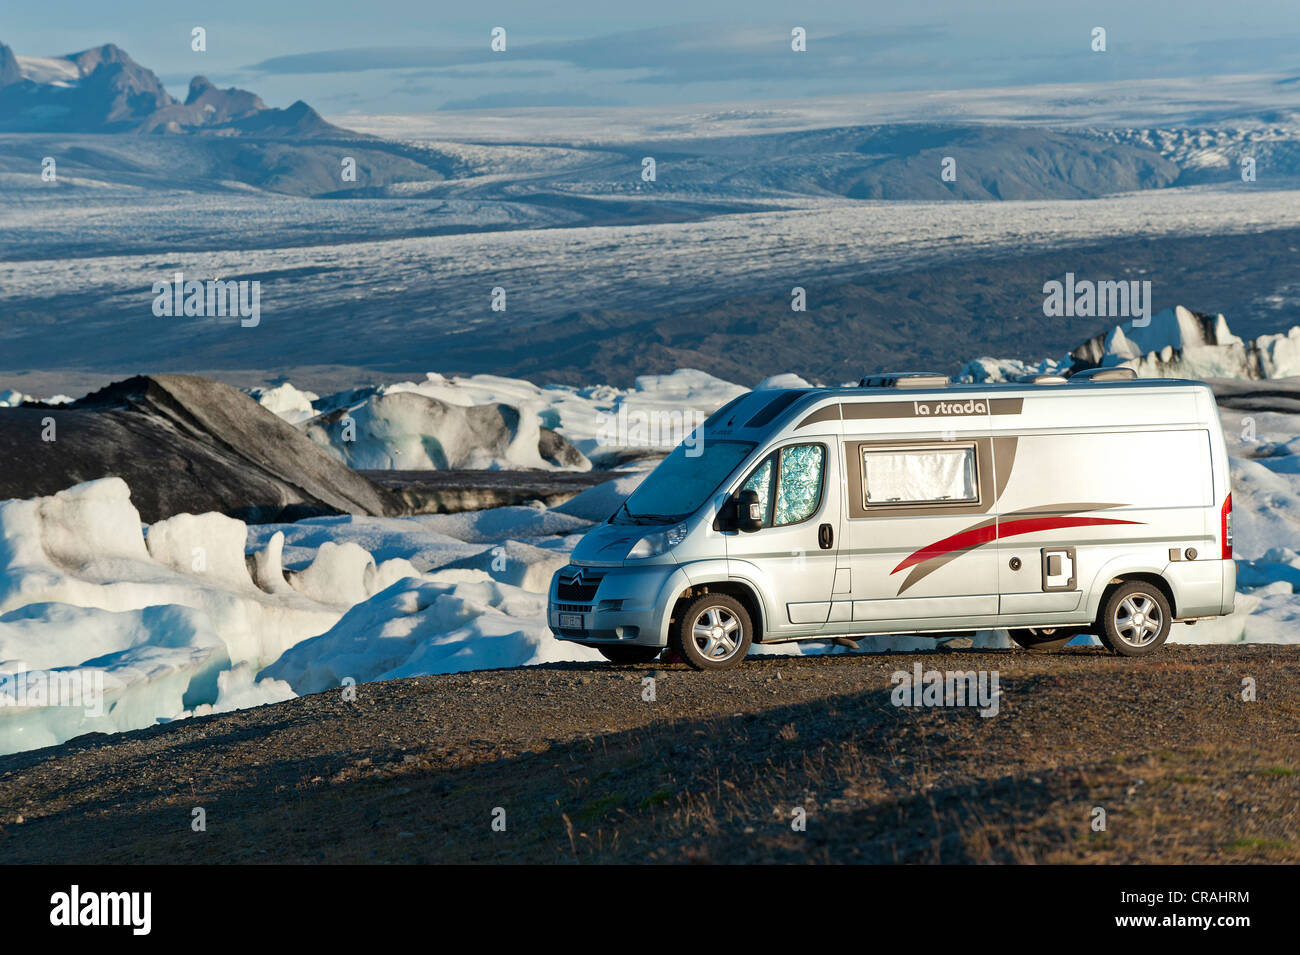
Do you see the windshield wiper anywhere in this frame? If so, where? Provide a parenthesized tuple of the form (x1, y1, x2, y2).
(616, 501, 676, 525)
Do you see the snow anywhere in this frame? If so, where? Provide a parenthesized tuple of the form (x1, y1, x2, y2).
(304, 390, 576, 471)
(0, 389, 73, 407)
(330, 73, 1300, 144)
(181, 663, 295, 718)
(263, 367, 744, 471)
(285, 540, 420, 608)
(0, 477, 617, 753)
(958, 356, 1069, 384)
(413, 505, 592, 545)
(553, 474, 648, 522)
(1182, 405, 1300, 645)
(0, 479, 430, 753)
(246, 515, 487, 574)
(1, 602, 226, 753)
(16, 55, 82, 87)
(1254, 326, 1300, 379)
(964, 307, 1300, 383)
(261, 572, 605, 695)
(756, 373, 816, 390)
(438, 539, 571, 593)
(247, 382, 319, 425)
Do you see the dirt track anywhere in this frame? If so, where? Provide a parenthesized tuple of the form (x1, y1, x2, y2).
(1, 644, 1296, 864)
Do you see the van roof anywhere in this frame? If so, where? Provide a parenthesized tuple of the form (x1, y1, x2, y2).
(704, 376, 1214, 437)
(825, 375, 1211, 400)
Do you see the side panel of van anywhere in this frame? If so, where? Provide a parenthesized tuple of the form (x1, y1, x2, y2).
(992, 428, 1213, 620)
(834, 401, 1003, 630)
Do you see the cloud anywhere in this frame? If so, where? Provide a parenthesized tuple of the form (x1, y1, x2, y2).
(246, 24, 948, 86)
(402, 67, 554, 80)
(249, 46, 482, 74)
(438, 90, 624, 110)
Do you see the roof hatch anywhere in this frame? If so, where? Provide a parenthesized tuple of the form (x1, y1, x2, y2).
(859, 372, 951, 389)
(1070, 367, 1139, 382)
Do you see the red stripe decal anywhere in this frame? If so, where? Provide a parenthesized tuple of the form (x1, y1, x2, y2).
(891, 516, 1140, 575)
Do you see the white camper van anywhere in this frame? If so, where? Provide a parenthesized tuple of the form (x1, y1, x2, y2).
(548, 370, 1236, 670)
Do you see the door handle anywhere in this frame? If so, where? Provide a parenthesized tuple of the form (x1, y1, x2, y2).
(818, 523, 834, 550)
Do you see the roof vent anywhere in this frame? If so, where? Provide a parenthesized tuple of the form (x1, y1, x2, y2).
(1017, 374, 1068, 385)
(859, 372, 951, 389)
(1070, 367, 1138, 382)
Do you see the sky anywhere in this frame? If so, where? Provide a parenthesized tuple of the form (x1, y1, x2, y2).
(4, 0, 1300, 114)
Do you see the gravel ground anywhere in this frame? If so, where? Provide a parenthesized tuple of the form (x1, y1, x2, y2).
(0, 645, 1296, 864)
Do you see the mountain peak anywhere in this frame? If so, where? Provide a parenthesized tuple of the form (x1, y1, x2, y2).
(186, 75, 215, 104)
(68, 42, 133, 73)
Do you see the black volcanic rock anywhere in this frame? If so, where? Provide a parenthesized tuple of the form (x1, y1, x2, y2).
(223, 99, 344, 137)
(138, 76, 271, 134)
(0, 375, 399, 523)
(184, 75, 264, 115)
(80, 62, 175, 127)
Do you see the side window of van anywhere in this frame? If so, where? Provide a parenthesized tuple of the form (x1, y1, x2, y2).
(775, 444, 824, 525)
(741, 458, 773, 526)
(861, 445, 978, 506)
(740, 444, 825, 528)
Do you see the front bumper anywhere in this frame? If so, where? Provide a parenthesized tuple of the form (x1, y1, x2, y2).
(548, 562, 687, 648)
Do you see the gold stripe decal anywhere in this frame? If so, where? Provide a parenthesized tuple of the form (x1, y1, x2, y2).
(840, 398, 1022, 420)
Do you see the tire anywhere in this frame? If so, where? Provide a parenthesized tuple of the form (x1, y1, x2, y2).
(1007, 626, 1086, 651)
(1098, 581, 1171, 656)
(671, 593, 753, 671)
(596, 645, 662, 665)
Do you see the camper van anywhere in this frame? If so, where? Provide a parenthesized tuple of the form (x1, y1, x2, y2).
(548, 370, 1236, 670)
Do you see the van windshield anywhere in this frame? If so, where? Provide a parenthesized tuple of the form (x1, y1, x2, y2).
(613, 439, 756, 525)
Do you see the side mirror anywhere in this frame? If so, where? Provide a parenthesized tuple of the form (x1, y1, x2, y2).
(734, 488, 763, 532)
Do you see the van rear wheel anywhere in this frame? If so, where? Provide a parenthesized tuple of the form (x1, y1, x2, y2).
(1099, 582, 1171, 656)
(672, 594, 752, 671)
(1007, 627, 1085, 651)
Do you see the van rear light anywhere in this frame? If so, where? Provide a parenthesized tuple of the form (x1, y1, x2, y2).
(1220, 494, 1233, 560)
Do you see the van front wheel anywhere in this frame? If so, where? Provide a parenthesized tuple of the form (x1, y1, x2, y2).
(1099, 582, 1171, 656)
(672, 594, 753, 671)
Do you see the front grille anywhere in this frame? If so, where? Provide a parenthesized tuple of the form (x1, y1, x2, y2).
(556, 566, 605, 602)
(554, 603, 591, 613)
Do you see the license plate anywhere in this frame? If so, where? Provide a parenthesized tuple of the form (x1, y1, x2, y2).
(560, 613, 584, 629)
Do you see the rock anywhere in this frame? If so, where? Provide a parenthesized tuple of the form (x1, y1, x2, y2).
(0, 374, 399, 523)
(539, 427, 587, 468)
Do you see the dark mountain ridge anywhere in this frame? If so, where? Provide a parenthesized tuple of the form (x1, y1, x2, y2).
(0, 40, 348, 138)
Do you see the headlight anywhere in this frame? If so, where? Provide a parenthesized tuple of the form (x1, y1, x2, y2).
(627, 523, 688, 559)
